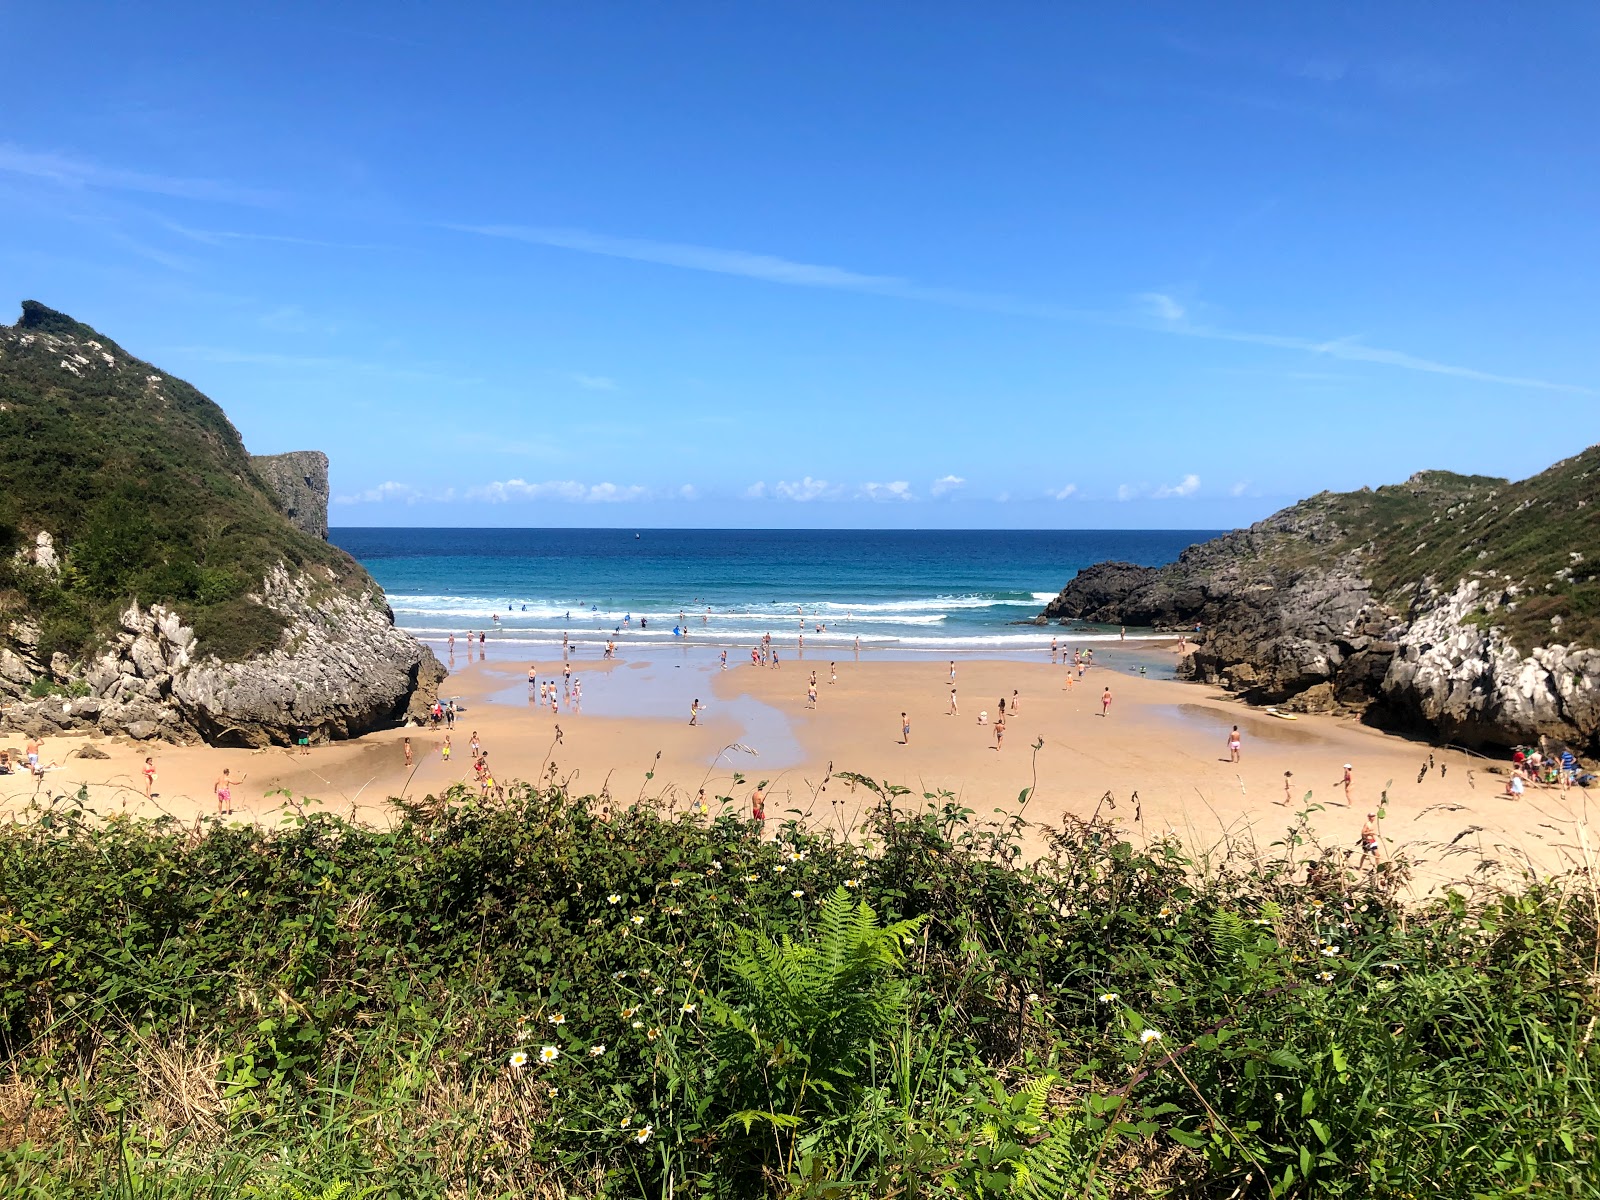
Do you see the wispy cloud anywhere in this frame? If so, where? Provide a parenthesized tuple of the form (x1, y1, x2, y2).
(1139, 292, 1185, 322)
(930, 474, 965, 497)
(468, 479, 650, 503)
(1153, 474, 1202, 499)
(166, 345, 465, 385)
(1117, 477, 1203, 501)
(774, 476, 837, 502)
(858, 481, 912, 502)
(1229, 480, 1251, 497)
(1051, 484, 1079, 500)
(334, 481, 429, 505)
(452, 222, 1586, 394)
(162, 220, 385, 249)
(570, 372, 618, 391)
(0, 143, 276, 206)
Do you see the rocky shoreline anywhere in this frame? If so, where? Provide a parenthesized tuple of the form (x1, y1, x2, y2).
(1040, 469, 1600, 756)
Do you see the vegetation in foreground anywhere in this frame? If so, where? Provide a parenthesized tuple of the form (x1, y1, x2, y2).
(2, 777, 1597, 1199)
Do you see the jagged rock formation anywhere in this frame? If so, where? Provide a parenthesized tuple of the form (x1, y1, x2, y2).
(253, 451, 330, 540)
(1043, 455, 1600, 754)
(0, 302, 445, 745)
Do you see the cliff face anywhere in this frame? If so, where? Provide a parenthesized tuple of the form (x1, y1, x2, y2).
(1043, 455, 1600, 754)
(252, 451, 330, 539)
(0, 302, 443, 746)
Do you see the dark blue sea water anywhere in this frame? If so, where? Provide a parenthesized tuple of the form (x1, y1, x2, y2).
(331, 528, 1216, 656)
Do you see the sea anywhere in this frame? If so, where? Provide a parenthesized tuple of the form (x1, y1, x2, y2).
(331, 528, 1216, 660)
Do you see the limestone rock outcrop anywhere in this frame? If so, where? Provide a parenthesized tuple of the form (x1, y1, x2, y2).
(1, 566, 445, 746)
(1040, 454, 1600, 754)
(252, 451, 331, 540)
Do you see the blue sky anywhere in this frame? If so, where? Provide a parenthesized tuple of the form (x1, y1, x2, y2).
(2, 3, 1596, 528)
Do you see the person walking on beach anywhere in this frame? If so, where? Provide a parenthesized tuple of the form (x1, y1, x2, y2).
(470, 731, 481, 758)
(1340, 764, 1354, 804)
(1120, 626, 1126, 641)
(1280, 770, 1293, 805)
(690, 699, 701, 726)
(806, 682, 818, 709)
(213, 768, 240, 817)
(1358, 811, 1381, 869)
(1100, 686, 1113, 717)
(901, 712, 911, 744)
(1011, 689, 1020, 715)
(442, 735, 452, 764)
(447, 633, 455, 654)
(830, 662, 837, 685)
(854, 636, 860, 655)
(750, 783, 766, 826)
(403, 738, 413, 769)
(949, 688, 958, 716)
(998, 696, 1006, 721)
(25, 737, 40, 772)
(720, 650, 727, 671)
(141, 756, 156, 804)
(1051, 637, 1058, 663)
(949, 661, 956, 682)
(994, 716, 1005, 750)
(1228, 725, 1242, 763)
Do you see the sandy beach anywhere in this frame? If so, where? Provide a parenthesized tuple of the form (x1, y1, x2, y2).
(5, 642, 1592, 895)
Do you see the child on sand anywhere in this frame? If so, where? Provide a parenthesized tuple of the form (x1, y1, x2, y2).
(1358, 812, 1381, 868)
(901, 712, 911, 744)
(690, 699, 701, 726)
(442, 735, 452, 763)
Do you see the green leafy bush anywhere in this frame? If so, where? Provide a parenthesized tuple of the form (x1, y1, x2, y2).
(0, 781, 1595, 1198)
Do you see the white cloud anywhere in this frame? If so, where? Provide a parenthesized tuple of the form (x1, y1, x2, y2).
(570, 372, 617, 391)
(859, 481, 913, 502)
(1051, 484, 1078, 500)
(676, 484, 698, 500)
(745, 482, 768, 499)
(0, 143, 276, 205)
(1230, 480, 1250, 497)
(334, 481, 424, 505)
(1139, 292, 1186, 322)
(1153, 474, 1202, 499)
(1116, 484, 1140, 502)
(930, 474, 965, 497)
(467, 479, 649, 503)
(452, 223, 1587, 394)
(774, 476, 834, 501)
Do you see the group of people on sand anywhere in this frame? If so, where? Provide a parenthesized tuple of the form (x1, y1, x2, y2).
(0, 738, 55, 780)
(1503, 744, 1587, 799)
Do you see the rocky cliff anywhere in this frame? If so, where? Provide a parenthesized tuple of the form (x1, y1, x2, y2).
(252, 451, 330, 540)
(1042, 454, 1600, 754)
(0, 301, 443, 746)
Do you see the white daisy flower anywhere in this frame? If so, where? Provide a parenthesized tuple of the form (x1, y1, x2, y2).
(539, 1046, 560, 1063)
(589, 1044, 606, 1057)
(1140, 1029, 1162, 1045)
(608, 894, 621, 904)
(547, 1013, 566, 1025)
(631, 914, 645, 926)
(791, 889, 804, 898)
(1098, 992, 1120, 1003)
(635, 1124, 652, 1143)
(509, 1050, 529, 1068)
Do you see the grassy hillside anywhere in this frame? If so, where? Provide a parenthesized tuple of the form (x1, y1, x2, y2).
(1188, 452, 1600, 649)
(0, 302, 363, 663)
(1, 780, 1594, 1198)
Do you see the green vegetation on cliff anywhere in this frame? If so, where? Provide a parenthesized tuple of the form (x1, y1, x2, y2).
(1214, 451, 1600, 649)
(0, 302, 361, 663)
(2, 780, 1595, 1198)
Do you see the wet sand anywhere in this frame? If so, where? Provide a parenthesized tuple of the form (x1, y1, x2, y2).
(4, 643, 1592, 897)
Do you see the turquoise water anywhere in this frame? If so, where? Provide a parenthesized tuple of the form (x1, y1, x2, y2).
(331, 528, 1214, 657)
